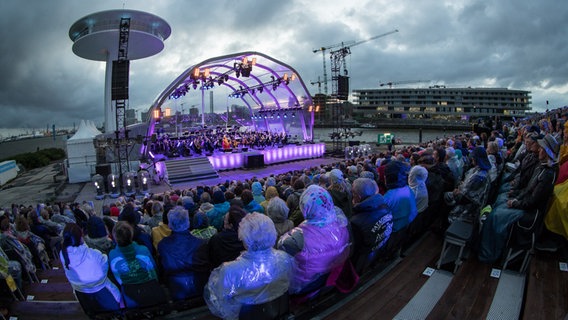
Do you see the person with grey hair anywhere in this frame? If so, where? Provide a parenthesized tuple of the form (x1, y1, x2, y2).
(157, 206, 211, 301)
(350, 178, 393, 274)
(266, 197, 294, 238)
(204, 213, 294, 320)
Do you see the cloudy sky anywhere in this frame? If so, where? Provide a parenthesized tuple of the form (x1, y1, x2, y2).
(0, 0, 566, 130)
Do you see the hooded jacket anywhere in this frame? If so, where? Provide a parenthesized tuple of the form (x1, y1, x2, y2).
(60, 243, 121, 303)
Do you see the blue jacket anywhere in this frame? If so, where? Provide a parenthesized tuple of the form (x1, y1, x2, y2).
(384, 186, 418, 232)
(158, 231, 211, 300)
(208, 202, 230, 231)
(243, 200, 264, 214)
(351, 194, 393, 258)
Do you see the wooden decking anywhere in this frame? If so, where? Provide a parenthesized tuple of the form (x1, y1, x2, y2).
(6, 232, 568, 319)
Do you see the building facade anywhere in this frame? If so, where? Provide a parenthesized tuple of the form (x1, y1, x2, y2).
(353, 87, 531, 122)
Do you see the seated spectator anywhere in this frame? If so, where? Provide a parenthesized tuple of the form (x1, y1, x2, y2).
(109, 221, 158, 285)
(0, 245, 22, 292)
(286, 190, 304, 227)
(0, 215, 36, 277)
(151, 208, 171, 250)
(540, 122, 568, 250)
(241, 190, 264, 214)
(445, 146, 491, 224)
(383, 160, 418, 232)
(260, 186, 279, 213)
(445, 147, 462, 186)
(350, 178, 393, 274)
(277, 185, 350, 294)
(118, 203, 154, 256)
(479, 135, 558, 263)
(60, 223, 121, 307)
(208, 206, 247, 269)
(251, 181, 266, 204)
(14, 216, 51, 268)
(327, 169, 352, 218)
(84, 216, 114, 255)
(204, 213, 294, 319)
(208, 190, 230, 231)
(144, 201, 163, 229)
(158, 206, 211, 301)
(408, 165, 429, 214)
(266, 197, 294, 238)
(190, 212, 217, 240)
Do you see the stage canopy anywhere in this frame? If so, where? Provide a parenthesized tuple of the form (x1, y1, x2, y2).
(143, 51, 314, 148)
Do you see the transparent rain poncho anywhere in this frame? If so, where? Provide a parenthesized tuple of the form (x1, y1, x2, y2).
(204, 248, 294, 320)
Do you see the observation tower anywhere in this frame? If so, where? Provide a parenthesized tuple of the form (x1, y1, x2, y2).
(69, 9, 171, 133)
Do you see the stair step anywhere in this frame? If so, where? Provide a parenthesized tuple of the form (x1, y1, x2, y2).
(24, 282, 76, 301)
(9, 301, 88, 320)
(164, 157, 219, 184)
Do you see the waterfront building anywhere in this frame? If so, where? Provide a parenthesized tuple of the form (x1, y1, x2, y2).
(353, 87, 531, 123)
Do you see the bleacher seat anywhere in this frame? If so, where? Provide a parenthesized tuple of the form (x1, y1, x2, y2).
(239, 293, 289, 320)
(437, 220, 473, 273)
(75, 288, 121, 319)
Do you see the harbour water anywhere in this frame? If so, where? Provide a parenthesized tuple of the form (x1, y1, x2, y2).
(0, 135, 69, 159)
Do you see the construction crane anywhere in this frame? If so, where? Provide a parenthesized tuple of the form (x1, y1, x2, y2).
(313, 29, 398, 97)
(379, 80, 430, 88)
(310, 76, 332, 94)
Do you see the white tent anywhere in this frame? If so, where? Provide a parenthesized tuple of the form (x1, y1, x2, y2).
(67, 120, 102, 183)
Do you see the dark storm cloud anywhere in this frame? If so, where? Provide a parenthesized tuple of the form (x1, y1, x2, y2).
(0, 0, 566, 130)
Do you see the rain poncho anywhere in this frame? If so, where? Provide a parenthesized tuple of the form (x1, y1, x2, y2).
(277, 185, 350, 294)
(408, 165, 429, 214)
(204, 248, 294, 320)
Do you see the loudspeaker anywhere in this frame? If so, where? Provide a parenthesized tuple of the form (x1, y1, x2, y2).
(112, 60, 129, 100)
(95, 164, 112, 177)
(245, 154, 264, 169)
(349, 140, 360, 146)
(337, 75, 349, 101)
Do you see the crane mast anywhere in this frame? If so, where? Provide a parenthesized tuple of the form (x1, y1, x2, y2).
(321, 29, 398, 154)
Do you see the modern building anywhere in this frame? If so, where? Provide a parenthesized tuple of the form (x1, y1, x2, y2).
(353, 87, 531, 122)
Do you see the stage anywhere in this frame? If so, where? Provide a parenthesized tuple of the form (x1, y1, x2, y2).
(206, 143, 325, 171)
